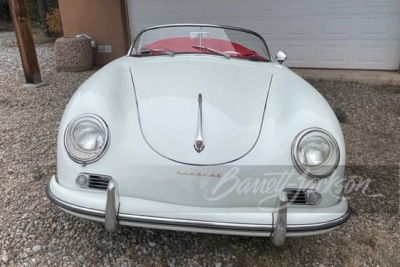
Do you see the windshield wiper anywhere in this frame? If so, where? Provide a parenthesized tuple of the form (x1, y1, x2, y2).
(192, 45, 230, 59)
(139, 48, 174, 57)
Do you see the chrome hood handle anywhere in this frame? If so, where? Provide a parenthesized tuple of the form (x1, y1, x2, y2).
(194, 93, 205, 153)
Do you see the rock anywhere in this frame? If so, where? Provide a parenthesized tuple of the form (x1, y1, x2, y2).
(149, 241, 156, 247)
(32, 169, 43, 181)
(54, 37, 93, 72)
(32, 245, 41, 252)
(2, 252, 8, 263)
(168, 258, 176, 265)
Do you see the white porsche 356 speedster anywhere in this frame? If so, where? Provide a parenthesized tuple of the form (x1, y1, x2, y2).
(47, 24, 350, 246)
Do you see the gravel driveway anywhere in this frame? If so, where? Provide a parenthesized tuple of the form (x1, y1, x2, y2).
(0, 31, 399, 266)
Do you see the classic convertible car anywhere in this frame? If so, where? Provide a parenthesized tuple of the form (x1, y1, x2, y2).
(46, 24, 350, 246)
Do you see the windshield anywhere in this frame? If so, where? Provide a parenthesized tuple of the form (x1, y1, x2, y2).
(130, 25, 271, 61)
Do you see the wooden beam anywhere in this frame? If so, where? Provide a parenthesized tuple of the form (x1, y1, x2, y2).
(9, 0, 43, 84)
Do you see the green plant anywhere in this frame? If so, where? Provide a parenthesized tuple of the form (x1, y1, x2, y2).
(26, 0, 40, 25)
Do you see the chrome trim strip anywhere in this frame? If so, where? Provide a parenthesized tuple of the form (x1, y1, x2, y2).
(105, 180, 118, 232)
(46, 183, 105, 217)
(46, 184, 350, 233)
(271, 191, 288, 246)
(194, 93, 205, 153)
(127, 45, 134, 56)
(118, 213, 273, 231)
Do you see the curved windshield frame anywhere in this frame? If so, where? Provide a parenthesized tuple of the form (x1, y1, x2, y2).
(129, 24, 272, 62)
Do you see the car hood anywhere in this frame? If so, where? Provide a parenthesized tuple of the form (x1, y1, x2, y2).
(130, 57, 272, 165)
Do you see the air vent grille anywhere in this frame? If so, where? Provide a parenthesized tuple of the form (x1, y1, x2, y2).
(284, 189, 308, 205)
(88, 174, 112, 190)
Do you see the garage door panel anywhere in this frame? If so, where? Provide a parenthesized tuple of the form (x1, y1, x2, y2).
(284, 1, 319, 16)
(364, 0, 400, 12)
(320, 17, 353, 39)
(128, 0, 400, 69)
(285, 18, 314, 38)
(320, 44, 349, 65)
(354, 41, 400, 69)
(359, 15, 400, 39)
(322, 1, 358, 15)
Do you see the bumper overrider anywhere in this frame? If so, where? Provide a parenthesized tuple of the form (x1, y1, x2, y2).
(46, 176, 350, 247)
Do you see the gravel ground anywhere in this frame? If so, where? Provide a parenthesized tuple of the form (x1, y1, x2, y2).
(0, 30, 399, 266)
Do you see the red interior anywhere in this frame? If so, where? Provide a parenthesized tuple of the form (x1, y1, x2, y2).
(142, 37, 265, 60)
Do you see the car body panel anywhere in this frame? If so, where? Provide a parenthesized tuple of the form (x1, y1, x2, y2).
(49, 24, 349, 244)
(131, 57, 273, 164)
(57, 56, 345, 207)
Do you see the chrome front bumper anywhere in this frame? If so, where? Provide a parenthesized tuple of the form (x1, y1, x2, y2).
(46, 176, 351, 247)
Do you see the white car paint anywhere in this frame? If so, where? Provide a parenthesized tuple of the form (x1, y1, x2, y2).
(47, 25, 350, 244)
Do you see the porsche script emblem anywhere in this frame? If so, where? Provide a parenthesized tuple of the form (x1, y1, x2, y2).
(194, 93, 205, 153)
(177, 170, 221, 178)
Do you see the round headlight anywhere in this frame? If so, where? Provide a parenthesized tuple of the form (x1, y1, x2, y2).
(64, 114, 110, 164)
(292, 128, 340, 178)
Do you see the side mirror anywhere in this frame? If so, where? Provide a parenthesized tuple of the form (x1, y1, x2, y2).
(276, 51, 287, 64)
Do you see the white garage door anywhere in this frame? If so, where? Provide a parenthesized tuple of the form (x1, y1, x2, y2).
(127, 0, 400, 70)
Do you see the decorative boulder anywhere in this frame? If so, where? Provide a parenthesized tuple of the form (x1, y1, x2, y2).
(54, 36, 93, 72)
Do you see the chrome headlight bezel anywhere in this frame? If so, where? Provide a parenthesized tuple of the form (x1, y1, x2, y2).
(64, 114, 110, 164)
(292, 128, 340, 178)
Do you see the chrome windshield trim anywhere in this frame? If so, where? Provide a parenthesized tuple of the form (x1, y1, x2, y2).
(128, 23, 272, 61)
(47, 184, 350, 233)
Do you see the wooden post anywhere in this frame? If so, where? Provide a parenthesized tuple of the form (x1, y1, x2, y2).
(9, 0, 43, 85)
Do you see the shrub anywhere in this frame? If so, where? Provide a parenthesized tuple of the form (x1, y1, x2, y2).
(0, 1, 11, 21)
(26, 0, 41, 25)
(46, 8, 63, 37)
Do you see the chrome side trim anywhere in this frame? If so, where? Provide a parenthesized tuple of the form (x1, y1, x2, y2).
(194, 93, 205, 153)
(105, 180, 119, 232)
(46, 184, 350, 233)
(271, 191, 288, 246)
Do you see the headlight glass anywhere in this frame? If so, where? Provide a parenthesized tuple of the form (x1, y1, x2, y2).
(65, 114, 109, 164)
(292, 128, 340, 178)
